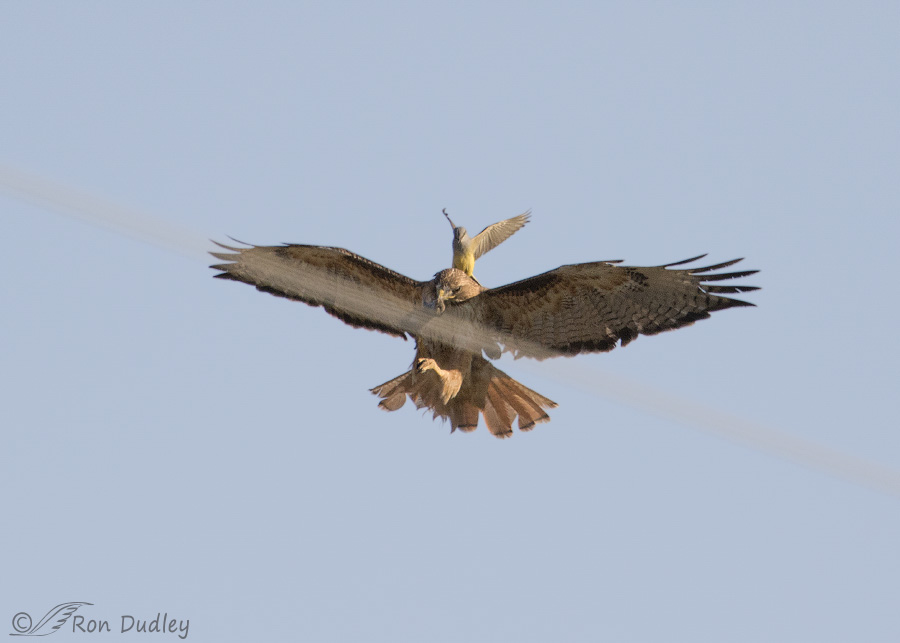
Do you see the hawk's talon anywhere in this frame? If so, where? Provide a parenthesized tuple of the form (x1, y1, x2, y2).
(415, 357, 437, 374)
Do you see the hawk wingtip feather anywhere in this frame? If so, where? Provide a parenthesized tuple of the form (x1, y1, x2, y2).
(210, 239, 243, 252)
(704, 284, 761, 294)
(698, 269, 759, 282)
(690, 257, 745, 273)
(225, 236, 255, 247)
(662, 253, 708, 267)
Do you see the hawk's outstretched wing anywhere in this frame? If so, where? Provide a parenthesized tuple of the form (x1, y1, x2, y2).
(470, 210, 531, 260)
(210, 242, 426, 339)
(472, 255, 758, 359)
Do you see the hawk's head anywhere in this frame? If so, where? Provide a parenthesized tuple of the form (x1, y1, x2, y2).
(424, 268, 485, 313)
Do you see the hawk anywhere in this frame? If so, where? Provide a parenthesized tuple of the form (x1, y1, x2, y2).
(443, 208, 530, 277)
(210, 239, 758, 438)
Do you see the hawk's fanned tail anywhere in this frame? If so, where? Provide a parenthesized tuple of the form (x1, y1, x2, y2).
(485, 369, 556, 435)
(370, 358, 556, 439)
(369, 371, 410, 412)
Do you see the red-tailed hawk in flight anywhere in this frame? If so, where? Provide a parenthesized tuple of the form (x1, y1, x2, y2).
(211, 241, 757, 438)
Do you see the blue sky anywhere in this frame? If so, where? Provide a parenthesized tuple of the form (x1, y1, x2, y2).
(2, 3, 899, 641)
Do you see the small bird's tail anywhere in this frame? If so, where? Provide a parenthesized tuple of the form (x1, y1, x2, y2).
(370, 358, 557, 439)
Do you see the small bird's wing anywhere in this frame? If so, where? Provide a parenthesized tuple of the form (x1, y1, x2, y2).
(472, 255, 759, 359)
(470, 210, 531, 260)
(211, 242, 426, 339)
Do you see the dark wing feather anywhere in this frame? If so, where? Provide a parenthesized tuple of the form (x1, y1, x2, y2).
(210, 242, 426, 339)
(473, 256, 758, 359)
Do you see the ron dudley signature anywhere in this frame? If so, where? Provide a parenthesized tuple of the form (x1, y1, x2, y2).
(75, 613, 189, 639)
(10, 603, 189, 639)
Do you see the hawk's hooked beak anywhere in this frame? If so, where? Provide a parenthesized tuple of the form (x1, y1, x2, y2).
(425, 287, 452, 314)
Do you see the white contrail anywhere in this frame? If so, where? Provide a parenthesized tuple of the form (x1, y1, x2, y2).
(3, 161, 899, 499)
(0, 162, 209, 260)
(537, 360, 900, 497)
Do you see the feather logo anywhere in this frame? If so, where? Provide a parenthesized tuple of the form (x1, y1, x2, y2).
(10, 603, 92, 636)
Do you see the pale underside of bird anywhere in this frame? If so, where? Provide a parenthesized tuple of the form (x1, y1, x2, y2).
(443, 208, 530, 277)
(210, 240, 758, 439)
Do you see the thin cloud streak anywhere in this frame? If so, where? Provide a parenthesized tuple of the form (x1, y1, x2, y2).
(4, 162, 899, 500)
(0, 163, 209, 260)
(536, 360, 900, 498)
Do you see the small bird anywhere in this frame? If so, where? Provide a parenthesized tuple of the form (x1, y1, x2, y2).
(443, 208, 531, 277)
